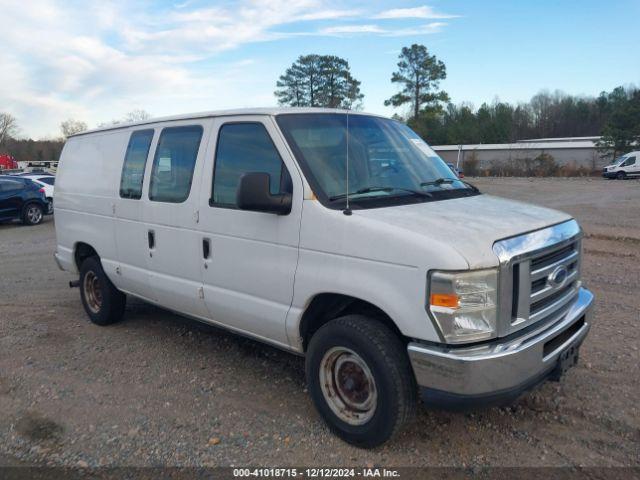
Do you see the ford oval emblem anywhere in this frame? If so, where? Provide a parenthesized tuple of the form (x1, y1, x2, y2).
(548, 265, 568, 288)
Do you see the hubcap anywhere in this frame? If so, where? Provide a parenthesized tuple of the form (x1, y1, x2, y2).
(83, 271, 103, 313)
(319, 347, 377, 425)
(27, 206, 42, 224)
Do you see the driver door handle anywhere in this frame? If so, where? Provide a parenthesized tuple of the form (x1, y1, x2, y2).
(202, 238, 211, 259)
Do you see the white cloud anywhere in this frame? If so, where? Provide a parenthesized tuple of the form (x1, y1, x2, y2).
(387, 22, 448, 36)
(320, 24, 385, 34)
(0, 0, 457, 138)
(319, 22, 447, 37)
(373, 5, 459, 20)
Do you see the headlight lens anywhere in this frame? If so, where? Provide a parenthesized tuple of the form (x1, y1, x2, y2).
(428, 269, 498, 344)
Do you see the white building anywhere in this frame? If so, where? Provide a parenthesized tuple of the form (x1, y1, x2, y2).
(433, 136, 611, 173)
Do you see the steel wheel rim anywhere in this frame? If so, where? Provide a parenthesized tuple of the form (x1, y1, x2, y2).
(27, 205, 42, 224)
(319, 347, 377, 425)
(83, 271, 103, 314)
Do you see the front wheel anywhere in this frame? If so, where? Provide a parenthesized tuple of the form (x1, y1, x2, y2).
(617, 171, 626, 180)
(79, 256, 126, 325)
(22, 203, 43, 225)
(306, 315, 417, 448)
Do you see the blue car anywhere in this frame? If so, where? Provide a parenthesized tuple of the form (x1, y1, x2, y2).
(0, 176, 50, 225)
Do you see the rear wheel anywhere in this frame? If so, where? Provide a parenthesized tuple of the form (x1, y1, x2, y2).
(617, 171, 626, 180)
(79, 256, 126, 325)
(22, 203, 43, 225)
(306, 315, 416, 448)
(46, 198, 54, 214)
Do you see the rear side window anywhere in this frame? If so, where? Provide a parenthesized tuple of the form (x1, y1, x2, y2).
(120, 130, 154, 199)
(39, 177, 55, 186)
(0, 179, 25, 192)
(211, 123, 290, 208)
(149, 126, 203, 203)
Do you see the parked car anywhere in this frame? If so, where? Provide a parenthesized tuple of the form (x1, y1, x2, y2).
(54, 109, 593, 447)
(19, 174, 55, 213)
(0, 176, 49, 225)
(602, 151, 640, 179)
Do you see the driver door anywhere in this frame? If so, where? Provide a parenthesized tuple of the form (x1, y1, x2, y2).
(196, 116, 303, 347)
(625, 155, 638, 176)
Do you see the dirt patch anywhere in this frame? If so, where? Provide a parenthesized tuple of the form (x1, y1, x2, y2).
(585, 233, 640, 245)
(0, 376, 13, 395)
(16, 412, 64, 443)
(584, 248, 637, 259)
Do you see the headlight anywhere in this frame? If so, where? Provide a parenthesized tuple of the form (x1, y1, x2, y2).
(428, 269, 498, 344)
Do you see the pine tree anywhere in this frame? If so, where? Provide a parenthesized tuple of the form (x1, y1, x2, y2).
(275, 55, 363, 109)
(384, 44, 448, 119)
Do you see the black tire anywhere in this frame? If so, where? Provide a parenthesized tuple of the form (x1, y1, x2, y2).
(617, 171, 626, 180)
(21, 202, 44, 225)
(79, 256, 126, 326)
(46, 198, 54, 214)
(306, 315, 417, 448)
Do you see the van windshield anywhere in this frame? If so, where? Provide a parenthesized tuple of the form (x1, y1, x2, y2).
(276, 113, 476, 209)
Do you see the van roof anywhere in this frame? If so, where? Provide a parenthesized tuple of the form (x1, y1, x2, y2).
(70, 107, 388, 137)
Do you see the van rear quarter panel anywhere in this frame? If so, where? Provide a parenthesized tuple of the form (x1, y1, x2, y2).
(55, 131, 129, 274)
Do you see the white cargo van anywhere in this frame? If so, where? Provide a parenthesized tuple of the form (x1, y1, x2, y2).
(602, 151, 640, 179)
(54, 109, 593, 447)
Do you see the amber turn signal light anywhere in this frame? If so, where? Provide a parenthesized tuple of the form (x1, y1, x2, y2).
(430, 293, 459, 308)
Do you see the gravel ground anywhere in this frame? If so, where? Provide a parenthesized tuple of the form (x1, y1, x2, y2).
(0, 177, 638, 467)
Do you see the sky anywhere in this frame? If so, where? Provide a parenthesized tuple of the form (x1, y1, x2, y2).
(1, 0, 639, 139)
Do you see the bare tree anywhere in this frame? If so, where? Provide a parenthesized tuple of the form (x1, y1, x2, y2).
(99, 109, 152, 127)
(0, 113, 19, 145)
(124, 109, 151, 122)
(60, 119, 88, 138)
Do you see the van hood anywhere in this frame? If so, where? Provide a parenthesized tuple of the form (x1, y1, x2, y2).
(357, 194, 573, 269)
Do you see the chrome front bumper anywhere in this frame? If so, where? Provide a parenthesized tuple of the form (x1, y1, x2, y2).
(408, 287, 593, 402)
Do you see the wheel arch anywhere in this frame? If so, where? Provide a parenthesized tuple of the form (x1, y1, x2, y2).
(74, 241, 99, 271)
(21, 199, 44, 211)
(299, 293, 405, 352)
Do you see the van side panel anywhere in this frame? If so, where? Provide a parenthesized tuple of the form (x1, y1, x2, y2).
(55, 132, 128, 277)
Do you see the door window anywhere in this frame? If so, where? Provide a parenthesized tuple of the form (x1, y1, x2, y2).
(623, 156, 636, 167)
(149, 126, 203, 203)
(120, 129, 154, 199)
(211, 122, 291, 208)
(0, 179, 24, 192)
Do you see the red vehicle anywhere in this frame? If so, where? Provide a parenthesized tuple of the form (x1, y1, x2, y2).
(0, 154, 18, 171)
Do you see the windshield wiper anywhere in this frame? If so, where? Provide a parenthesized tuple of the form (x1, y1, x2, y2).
(461, 180, 480, 193)
(420, 177, 481, 195)
(329, 186, 432, 202)
(420, 177, 456, 187)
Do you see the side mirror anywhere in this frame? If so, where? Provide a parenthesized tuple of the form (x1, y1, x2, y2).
(236, 172, 292, 215)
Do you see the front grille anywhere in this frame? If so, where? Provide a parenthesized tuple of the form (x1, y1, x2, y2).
(530, 244, 575, 270)
(530, 280, 576, 314)
(493, 221, 582, 336)
(512, 238, 581, 331)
